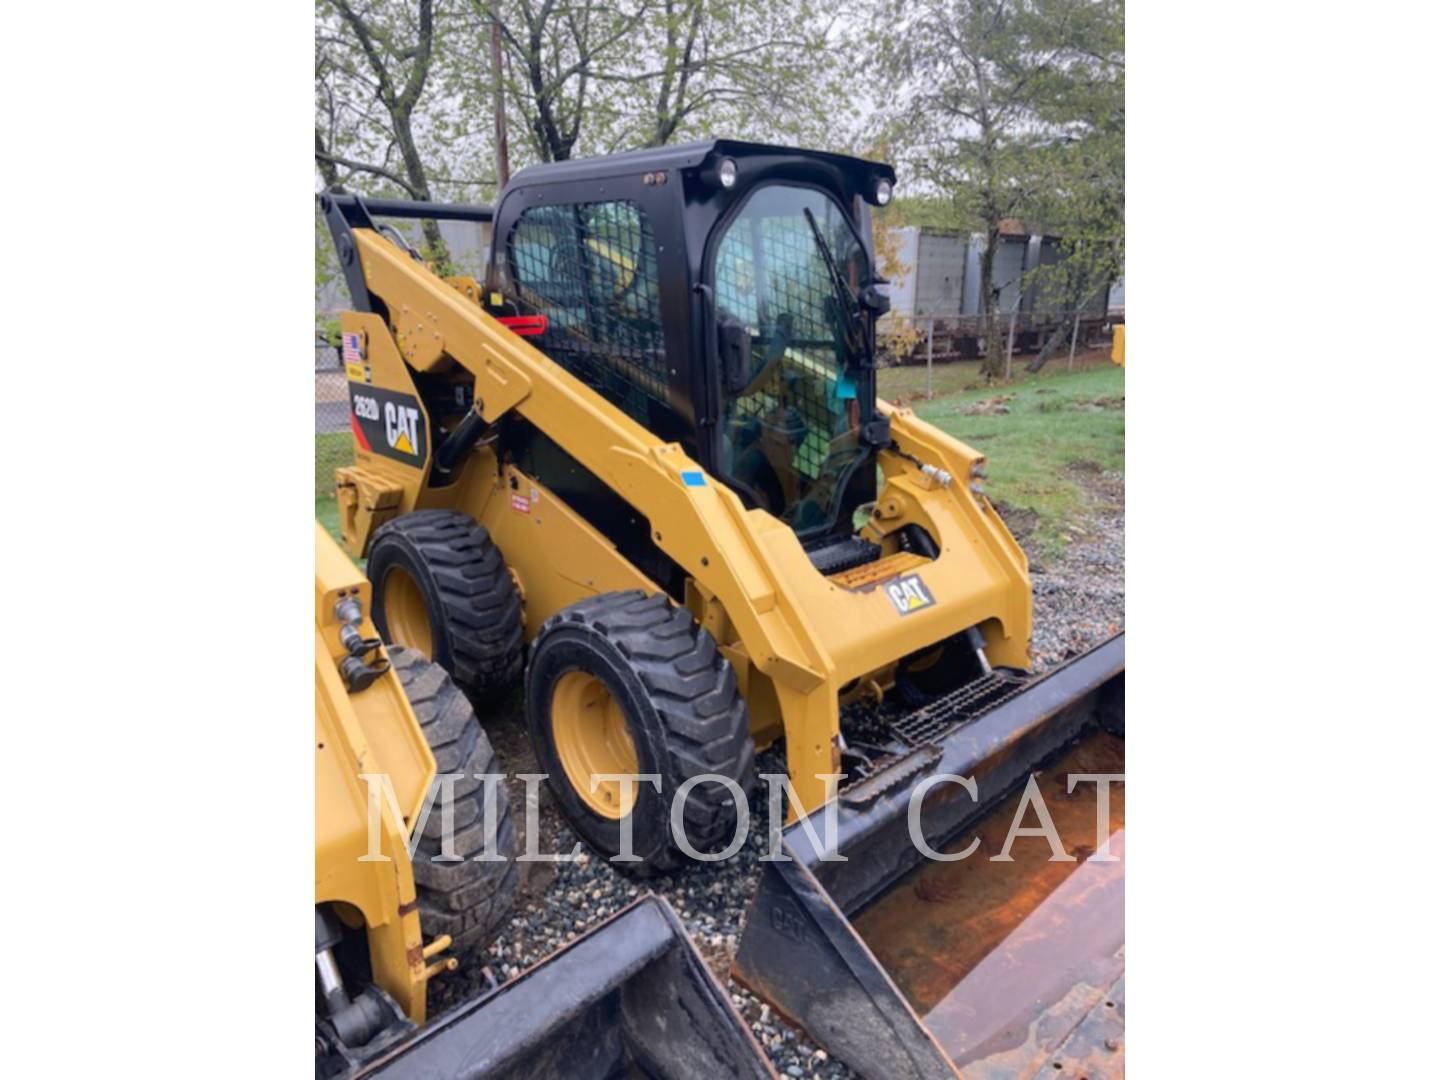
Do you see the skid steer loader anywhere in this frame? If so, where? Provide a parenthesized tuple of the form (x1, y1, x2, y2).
(315, 523, 774, 1079)
(318, 138, 1124, 1077)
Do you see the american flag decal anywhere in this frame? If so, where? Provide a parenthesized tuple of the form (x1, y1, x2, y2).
(342, 333, 363, 366)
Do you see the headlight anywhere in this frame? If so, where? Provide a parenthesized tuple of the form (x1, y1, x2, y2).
(875, 178, 893, 205)
(718, 157, 738, 188)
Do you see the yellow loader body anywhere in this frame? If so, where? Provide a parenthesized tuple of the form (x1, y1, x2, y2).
(332, 227, 1029, 817)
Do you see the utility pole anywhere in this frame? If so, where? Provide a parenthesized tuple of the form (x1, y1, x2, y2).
(490, 13, 509, 187)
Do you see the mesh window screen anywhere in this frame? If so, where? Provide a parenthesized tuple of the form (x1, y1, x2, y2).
(714, 186, 867, 531)
(509, 201, 667, 423)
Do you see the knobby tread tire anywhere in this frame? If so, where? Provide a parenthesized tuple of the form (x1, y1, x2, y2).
(391, 647, 519, 954)
(369, 510, 523, 701)
(530, 590, 756, 875)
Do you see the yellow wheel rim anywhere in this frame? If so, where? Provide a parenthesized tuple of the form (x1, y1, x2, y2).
(907, 646, 945, 674)
(382, 567, 433, 659)
(551, 670, 640, 820)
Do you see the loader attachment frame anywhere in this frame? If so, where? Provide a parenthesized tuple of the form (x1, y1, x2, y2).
(351, 894, 775, 1079)
(733, 635, 1125, 1080)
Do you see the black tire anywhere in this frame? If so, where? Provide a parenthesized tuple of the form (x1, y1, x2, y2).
(895, 635, 985, 707)
(391, 646, 520, 954)
(526, 591, 756, 876)
(368, 510, 524, 703)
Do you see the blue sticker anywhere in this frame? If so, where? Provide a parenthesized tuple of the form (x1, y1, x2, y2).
(681, 470, 707, 487)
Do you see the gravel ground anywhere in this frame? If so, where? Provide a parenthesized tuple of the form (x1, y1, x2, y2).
(1028, 466, 1126, 670)
(429, 475, 1124, 1079)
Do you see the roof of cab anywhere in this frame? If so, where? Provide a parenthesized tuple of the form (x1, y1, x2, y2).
(504, 139, 895, 190)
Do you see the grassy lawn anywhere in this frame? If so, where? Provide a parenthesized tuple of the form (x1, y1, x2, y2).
(879, 354, 1124, 555)
(316, 495, 343, 546)
(316, 430, 353, 548)
(316, 432, 353, 497)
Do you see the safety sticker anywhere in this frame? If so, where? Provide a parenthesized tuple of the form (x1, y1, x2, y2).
(341, 333, 371, 383)
(885, 573, 936, 616)
(681, 470, 707, 487)
(511, 493, 531, 514)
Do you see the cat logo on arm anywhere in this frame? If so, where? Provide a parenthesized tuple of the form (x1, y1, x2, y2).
(885, 573, 936, 616)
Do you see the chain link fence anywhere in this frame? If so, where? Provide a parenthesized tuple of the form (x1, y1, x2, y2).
(315, 340, 354, 501)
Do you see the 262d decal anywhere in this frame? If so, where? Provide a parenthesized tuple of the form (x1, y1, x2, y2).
(349, 384, 428, 465)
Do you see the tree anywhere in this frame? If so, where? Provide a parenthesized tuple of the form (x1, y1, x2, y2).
(462, 1, 648, 163)
(315, 0, 855, 286)
(316, 0, 452, 260)
(1022, 0, 1124, 371)
(871, 0, 1119, 379)
(619, 0, 843, 149)
(455, 0, 848, 164)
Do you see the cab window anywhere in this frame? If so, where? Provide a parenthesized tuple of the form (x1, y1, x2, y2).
(712, 185, 871, 533)
(509, 200, 667, 423)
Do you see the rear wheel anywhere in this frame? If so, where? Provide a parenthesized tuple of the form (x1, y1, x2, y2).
(392, 646, 520, 955)
(368, 510, 524, 703)
(526, 591, 755, 876)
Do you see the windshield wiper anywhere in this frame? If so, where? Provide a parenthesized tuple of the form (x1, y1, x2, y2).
(803, 207, 865, 352)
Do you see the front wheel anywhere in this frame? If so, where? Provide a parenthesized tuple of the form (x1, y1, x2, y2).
(526, 591, 755, 876)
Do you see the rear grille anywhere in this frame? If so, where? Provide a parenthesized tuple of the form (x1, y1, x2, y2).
(890, 671, 1027, 748)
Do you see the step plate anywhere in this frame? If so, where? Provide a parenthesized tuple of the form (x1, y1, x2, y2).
(891, 671, 1028, 748)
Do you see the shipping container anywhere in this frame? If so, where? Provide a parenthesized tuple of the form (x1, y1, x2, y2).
(880, 225, 1116, 364)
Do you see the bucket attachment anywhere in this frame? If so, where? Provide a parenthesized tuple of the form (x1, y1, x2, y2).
(734, 635, 1125, 1079)
(354, 894, 775, 1079)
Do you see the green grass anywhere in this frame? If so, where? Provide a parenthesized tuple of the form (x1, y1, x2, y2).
(316, 432, 354, 498)
(316, 430, 353, 549)
(316, 495, 343, 546)
(316, 428, 352, 554)
(879, 357, 1124, 556)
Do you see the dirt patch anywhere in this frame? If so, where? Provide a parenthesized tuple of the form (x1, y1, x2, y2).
(990, 499, 1039, 542)
(1076, 394, 1125, 412)
(962, 394, 1014, 416)
(1076, 463, 1124, 509)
